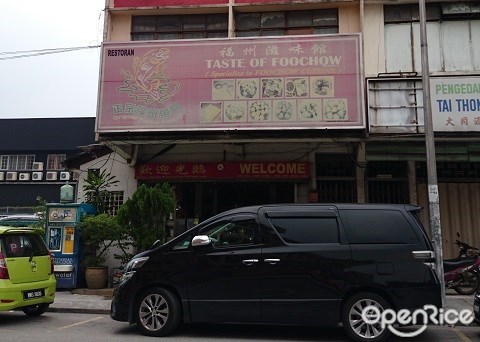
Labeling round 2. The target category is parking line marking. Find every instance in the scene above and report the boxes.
[57,316,104,330]
[452,327,471,342]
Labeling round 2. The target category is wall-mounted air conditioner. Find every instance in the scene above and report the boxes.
[0,172,4,181]
[32,172,43,181]
[6,172,17,181]
[19,173,30,181]
[60,171,71,181]
[32,162,44,171]
[46,171,57,180]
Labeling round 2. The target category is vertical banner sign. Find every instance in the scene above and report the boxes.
[430,76,480,132]
[97,35,363,132]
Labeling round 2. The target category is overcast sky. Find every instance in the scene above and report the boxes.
[0,1,105,119]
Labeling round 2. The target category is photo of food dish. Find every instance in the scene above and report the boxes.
[285,78,308,98]
[200,102,222,123]
[310,76,334,97]
[261,78,283,98]
[224,101,247,122]
[298,100,322,120]
[212,79,235,100]
[248,101,270,121]
[323,98,348,121]
[236,79,259,99]
[272,100,296,121]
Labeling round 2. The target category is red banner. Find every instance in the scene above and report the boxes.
[136,161,310,180]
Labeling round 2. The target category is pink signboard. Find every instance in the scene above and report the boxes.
[114,0,227,7]
[97,35,363,132]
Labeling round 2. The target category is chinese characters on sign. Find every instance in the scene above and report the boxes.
[135,162,310,180]
[98,35,363,132]
[430,77,480,132]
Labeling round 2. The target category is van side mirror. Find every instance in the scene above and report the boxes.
[192,235,211,247]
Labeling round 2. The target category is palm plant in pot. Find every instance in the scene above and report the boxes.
[78,213,126,289]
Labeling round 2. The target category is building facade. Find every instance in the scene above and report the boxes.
[97,0,480,257]
[0,117,96,215]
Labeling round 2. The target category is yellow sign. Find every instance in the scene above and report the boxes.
[63,227,75,254]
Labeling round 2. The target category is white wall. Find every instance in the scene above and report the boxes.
[75,152,137,203]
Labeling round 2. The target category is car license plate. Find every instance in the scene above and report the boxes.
[23,289,45,300]
[475,304,479,313]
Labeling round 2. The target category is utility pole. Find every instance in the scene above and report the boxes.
[418,0,445,307]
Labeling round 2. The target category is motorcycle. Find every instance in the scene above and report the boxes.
[443,238,480,295]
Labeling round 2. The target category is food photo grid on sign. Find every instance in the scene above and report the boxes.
[200,75,347,124]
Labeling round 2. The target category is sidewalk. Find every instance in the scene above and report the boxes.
[48,288,475,318]
[48,288,114,315]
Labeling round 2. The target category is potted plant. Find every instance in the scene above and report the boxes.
[117,183,176,253]
[78,213,126,289]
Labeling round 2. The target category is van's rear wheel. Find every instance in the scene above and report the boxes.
[342,292,391,342]
[135,287,181,337]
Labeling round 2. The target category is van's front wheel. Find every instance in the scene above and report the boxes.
[342,292,391,342]
[135,287,181,337]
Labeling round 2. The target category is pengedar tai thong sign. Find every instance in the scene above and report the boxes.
[97,35,363,133]
[135,161,310,180]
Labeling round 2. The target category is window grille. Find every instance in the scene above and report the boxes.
[0,155,35,171]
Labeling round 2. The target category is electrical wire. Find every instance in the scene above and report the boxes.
[0,45,100,61]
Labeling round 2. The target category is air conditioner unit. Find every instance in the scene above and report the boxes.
[6,172,17,181]
[32,162,44,171]
[46,171,57,180]
[32,172,43,181]
[0,172,4,181]
[19,173,30,181]
[60,171,71,181]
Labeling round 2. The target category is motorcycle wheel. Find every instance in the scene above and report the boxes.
[453,271,479,295]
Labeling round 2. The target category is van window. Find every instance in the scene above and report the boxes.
[200,218,258,247]
[268,217,339,244]
[341,209,420,244]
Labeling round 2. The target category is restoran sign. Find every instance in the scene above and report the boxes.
[135,162,310,180]
[97,35,363,132]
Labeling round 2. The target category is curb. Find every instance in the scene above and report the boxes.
[48,307,110,315]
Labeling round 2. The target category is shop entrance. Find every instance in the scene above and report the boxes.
[214,182,294,214]
[173,182,295,233]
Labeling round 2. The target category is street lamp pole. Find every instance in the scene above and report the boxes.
[418,0,445,307]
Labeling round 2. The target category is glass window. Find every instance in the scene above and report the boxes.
[47,154,66,170]
[261,12,285,28]
[235,9,338,37]
[183,15,206,30]
[313,9,338,26]
[132,16,156,32]
[157,16,181,31]
[0,155,35,171]
[384,3,444,23]
[268,217,339,244]
[288,11,312,27]
[132,14,228,41]
[235,13,260,30]
[172,234,193,250]
[207,14,228,30]
[341,209,420,244]
[101,191,124,216]
[1,234,48,258]
[200,218,258,247]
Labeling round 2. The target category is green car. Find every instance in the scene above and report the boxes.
[0,226,56,315]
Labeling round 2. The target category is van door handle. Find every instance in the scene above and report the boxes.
[264,258,280,265]
[242,259,259,265]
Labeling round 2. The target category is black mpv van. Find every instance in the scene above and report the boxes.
[110,204,441,341]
